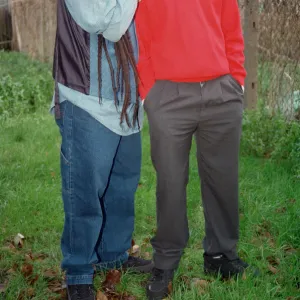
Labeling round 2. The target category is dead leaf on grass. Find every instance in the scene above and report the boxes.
[25,253,34,261]
[143,237,151,243]
[21,264,33,278]
[267,256,280,266]
[251,237,263,246]
[288,199,296,204]
[268,238,276,248]
[255,221,276,247]
[17,288,36,300]
[56,288,67,299]
[191,278,210,288]
[191,278,210,294]
[99,270,137,299]
[25,252,48,262]
[33,253,48,261]
[264,231,272,239]
[276,207,287,213]
[1,242,17,252]
[256,220,271,235]
[180,275,190,285]
[43,268,60,279]
[27,275,39,286]
[48,279,65,293]
[253,233,275,248]
[283,246,298,256]
[123,295,137,300]
[7,263,18,275]
[17,292,25,300]
[102,270,121,292]
[25,287,35,298]
[268,265,279,274]
[168,281,173,294]
[96,290,108,300]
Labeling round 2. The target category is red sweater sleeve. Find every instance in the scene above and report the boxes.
[221,0,246,86]
[135,2,155,100]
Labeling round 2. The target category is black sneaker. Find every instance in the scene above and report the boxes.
[122,255,154,273]
[67,284,95,300]
[146,268,175,300]
[204,253,249,278]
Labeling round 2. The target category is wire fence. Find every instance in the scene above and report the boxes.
[259,0,300,120]
[0,0,300,119]
[239,0,300,119]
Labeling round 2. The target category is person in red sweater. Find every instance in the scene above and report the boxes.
[135,1,251,299]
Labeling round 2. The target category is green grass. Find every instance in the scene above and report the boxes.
[0,110,299,300]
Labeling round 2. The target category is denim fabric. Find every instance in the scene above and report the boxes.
[56,101,141,285]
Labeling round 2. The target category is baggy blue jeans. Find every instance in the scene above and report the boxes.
[55,101,141,285]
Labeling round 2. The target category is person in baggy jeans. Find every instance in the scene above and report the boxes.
[135,0,257,299]
[51,1,152,299]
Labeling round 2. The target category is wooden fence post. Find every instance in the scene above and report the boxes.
[244,0,259,109]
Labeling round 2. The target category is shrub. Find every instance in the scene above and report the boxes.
[241,102,300,177]
[0,51,53,120]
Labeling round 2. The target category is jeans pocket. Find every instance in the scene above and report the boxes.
[60,148,70,166]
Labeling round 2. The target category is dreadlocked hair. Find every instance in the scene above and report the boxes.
[98,32,140,128]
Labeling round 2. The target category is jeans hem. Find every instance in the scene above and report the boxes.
[66,274,94,285]
[95,252,129,271]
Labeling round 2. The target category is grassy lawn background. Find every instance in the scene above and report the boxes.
[0,109,299,299]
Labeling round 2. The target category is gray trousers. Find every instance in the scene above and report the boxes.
[144,75,244,270]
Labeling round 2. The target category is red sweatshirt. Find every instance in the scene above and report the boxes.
[135,0,246,99]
